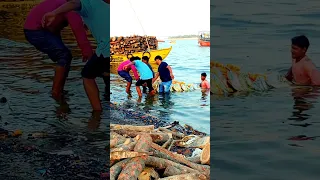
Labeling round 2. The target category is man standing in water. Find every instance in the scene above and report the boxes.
[43,0,110,111]
[124,57,155,97]
[142,56,155,93]
[153,55,174,93]
[117,59,139,94]
[24,0,94,100]
[285,35,320,86]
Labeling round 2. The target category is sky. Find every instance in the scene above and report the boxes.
[110,0,210,37]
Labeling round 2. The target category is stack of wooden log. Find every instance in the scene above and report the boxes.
[110,35,158,55]
[110,123,210,180]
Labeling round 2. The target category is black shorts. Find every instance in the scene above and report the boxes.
[81,53,109,79]
[136,79,153,91]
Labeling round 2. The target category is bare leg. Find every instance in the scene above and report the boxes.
[149,90,156,96]
[52,66,67,100]
[126,82,131,94]
[136,86,142,97]
[61,65,71,94]
[83,78,102,111]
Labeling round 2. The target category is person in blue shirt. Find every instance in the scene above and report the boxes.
[42,0,109,111]
[152,55,174,93]
[125,56,155,97]
[142,56,155,93]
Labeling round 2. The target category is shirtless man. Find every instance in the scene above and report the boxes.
[200,72,210,89]
[285,35,320,86]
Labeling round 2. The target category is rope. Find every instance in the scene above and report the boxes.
[127,0,150,52]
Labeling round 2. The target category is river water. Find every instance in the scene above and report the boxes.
[212,0,320,179]
[0,1,107,179]
[110,39,210,134]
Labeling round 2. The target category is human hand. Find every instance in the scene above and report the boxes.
[42,12,56,27]
[170,74,174,79]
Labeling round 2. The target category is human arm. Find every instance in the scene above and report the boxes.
[305,62,320,86]
[65,12,93,62]
[285,67,293,82]
[131,65,140,80]
[167,65,174,79]
[123,61,135,70]
[42,0,82,27]
[152,72,159,83]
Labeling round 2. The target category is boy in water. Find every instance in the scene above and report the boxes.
[153,55,174,93]
[43,0,110,111]
[124,57,155,97]
[285,35,320,86]
[200,72,210,89]
[142,56,155,93]
[117,59,139,94]
[24,0,93,100]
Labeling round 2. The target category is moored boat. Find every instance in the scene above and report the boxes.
[198,31,210,47]
[110,46,173,65]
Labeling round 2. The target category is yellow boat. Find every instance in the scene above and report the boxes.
[110,46,173,65]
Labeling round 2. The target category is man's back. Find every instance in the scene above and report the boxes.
[135,60,153,80]
[77,0,110,58]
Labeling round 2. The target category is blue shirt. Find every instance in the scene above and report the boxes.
[146,63,155,78]
[158,62,172,82]
[134,60,153,80]
[78,0,109,58]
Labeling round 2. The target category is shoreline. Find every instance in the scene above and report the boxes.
[167,37,198,40]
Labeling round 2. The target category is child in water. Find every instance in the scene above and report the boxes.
[142,56,155,93]
[285,35,320,86]
[200,72,210,89]
[43,0,110,111]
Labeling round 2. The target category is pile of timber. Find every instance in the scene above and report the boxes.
[110,35,158,55]
[110,123,210,180]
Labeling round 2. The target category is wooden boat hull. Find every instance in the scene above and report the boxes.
[111,46,172,65]
[198,40,210,47]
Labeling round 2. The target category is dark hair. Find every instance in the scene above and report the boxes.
[201,72,207,77]
[154,55,163,61]
[142,56,149,62]
[291,35,310,49]
[130,56,140,61]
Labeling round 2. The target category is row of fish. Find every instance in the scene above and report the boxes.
[210,61,289,95]
[152,79,197,93]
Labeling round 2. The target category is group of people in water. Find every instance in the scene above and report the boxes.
[24,0,109,111]
[117,55,211,97]
[117,55,176,96]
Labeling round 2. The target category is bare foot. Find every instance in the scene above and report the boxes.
[126,89,132,94]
